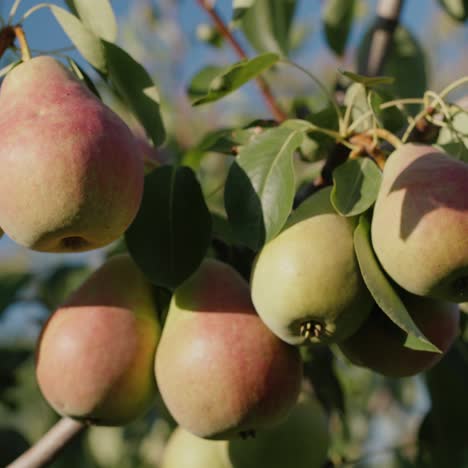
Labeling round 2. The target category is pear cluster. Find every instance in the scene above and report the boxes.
[251,143,466,378]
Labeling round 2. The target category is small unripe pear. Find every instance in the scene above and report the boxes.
[36,254,161,425]
[227,397,330,468]
[251,187,373,345]
[371,144,468,302]
[0,56,144,252]
[155,259,303,440]
[162,427,230,468]
[339,294,460,377]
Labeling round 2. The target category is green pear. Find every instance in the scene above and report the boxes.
[371,144,468,302]
[36,254,161,425]
[227,397,330,468]
[251,187,373,345]
[155,259,303,440]
[0,56,144,252]
[339,294,460,377]
[162,427,231,468]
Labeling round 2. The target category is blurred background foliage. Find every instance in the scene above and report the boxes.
[0,1,467,467]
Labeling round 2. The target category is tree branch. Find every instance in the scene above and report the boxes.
[7,418,87,468]
[196,0,287,123]
[360,0,405,76]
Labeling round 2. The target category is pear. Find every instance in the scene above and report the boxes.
[227,397,330,468]
[371,144,468,302]
[162,427,231,468]
[36,254,161,425]
[155,259,303,440]
[251,187,373,345]
[339,294,460,377]
[0,56,144,252]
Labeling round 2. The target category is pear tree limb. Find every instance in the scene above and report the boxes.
[7,418,87,468]
[360,0,405,76]
[196,0,288,123]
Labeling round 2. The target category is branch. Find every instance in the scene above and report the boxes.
[196,0,287,123]
[0,26,16,61]
[7,418,87,468]
[360,0,405,76]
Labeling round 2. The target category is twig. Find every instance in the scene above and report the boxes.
[360,0,405,76]
[196,0,287,123]
[7,418,87,468]
[0,26,16,61]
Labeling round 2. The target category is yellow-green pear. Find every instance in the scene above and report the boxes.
[36,254,161,425]
[0,56,144,252]
[162,427,231,468]
[227,397,330,468]
[371,144,468,302]
[251,187,373,345]
[155,259,303,440]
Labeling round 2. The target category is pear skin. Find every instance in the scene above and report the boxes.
[0,56,144,252]
[339,294,460,377]
[162,427,230,468]
[155,259,303,440]
[227,397,330,468]
[36,254,161,425]
[251,187,373,345]
[371,144,468,302]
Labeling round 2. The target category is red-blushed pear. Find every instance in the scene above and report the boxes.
[371,144,468,302]
[36,254,161,425]
[161,427,231,468]
[227,396,330,468]
[251,187,373,345]
[338,294,460,377]
[155,259,303,440]
[0,56,144,252]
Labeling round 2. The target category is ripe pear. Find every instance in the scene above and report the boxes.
[339,294,460,377]
[227,397,330,468]
[36,254,161,425]
[162,427,231,468]
[155,259,303,440]
[371,144,468,302]
[0,56,144,252]
[251,187,373,345]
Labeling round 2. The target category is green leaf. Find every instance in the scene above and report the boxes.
[437,106,468,162]
[353,215,440,353]
[50,5,106,72]
[232,0,256,21]
[67,57,101,98]
[341,70,395,88]
[224,124,304,249]
[344,82,372,132]
[323,0,356,56]
[192,53,280,106]
[67,0,117,42]
[331,158,382,217]
[438,0,468,21]
[103,41,166,147]
[187,65,225,101]
[240,0,297,55]
[357,26,427,106]
[125,166,212,290]
[0,272,31,316]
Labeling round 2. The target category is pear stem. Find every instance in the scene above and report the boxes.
[6,418,87,468]
[13,25,31,61]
